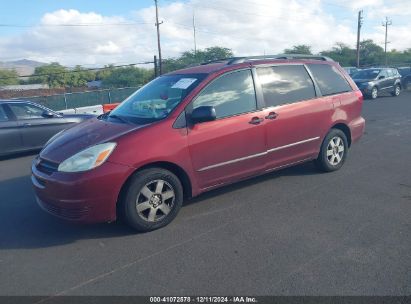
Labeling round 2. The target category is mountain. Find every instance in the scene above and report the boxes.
[0,59,47,76]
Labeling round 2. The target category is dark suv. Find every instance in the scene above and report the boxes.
[32,55,365,232]
[351,68,402,99]
[398,67,411,90]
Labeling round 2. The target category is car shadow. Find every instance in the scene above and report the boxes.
[184,161,320,206]
[0,161,319,250]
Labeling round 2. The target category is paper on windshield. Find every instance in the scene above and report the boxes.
[171,78,197,89]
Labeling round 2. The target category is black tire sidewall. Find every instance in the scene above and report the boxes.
[316,129,348,172]
[122,168,183,232]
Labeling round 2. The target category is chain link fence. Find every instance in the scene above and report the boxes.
[13,87,139,111]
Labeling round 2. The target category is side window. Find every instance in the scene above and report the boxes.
[386,69,394,77]
[307,64,352,96]
[0,105,9,122]
[8,103,45,120]
[256,65,316,107]
[379,70,388,78]
[193,69,256,119]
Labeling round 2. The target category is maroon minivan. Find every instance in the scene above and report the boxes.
[32,55,365,232]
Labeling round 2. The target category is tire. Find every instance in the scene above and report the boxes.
[120,168,183,232]
[391,84,401,97]
[315,129,348,172]
[370,86,378,99]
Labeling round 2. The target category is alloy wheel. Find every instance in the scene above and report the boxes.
[326,136,345,166]
[135,179,175,222]
[371,87,378,99]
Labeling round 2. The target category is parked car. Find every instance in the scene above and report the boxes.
[32,55,365,232]
[343,66,359,76]
[397,67,411,90]
[0,100,94,156]
[351,67,402,99]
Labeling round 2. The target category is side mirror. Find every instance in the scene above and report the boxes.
[191,106,216,124]
[42,111,55,118]
[378,75,385,80]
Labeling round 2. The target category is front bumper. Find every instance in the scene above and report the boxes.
[31,158,133,224]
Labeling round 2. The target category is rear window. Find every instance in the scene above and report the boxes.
[307,64,352,96]
[256,65,316,107]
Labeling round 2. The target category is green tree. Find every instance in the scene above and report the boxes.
[283,45,312,55]
[102,66,153,88]
[96,64,115,80]
[29,62,67,88]
[0,69,19,86]
[359,40,384,66]
[66,65,95,87]
[163,46,234,73]
[321,42,357,66]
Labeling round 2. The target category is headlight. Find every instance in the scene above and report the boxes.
[58,142,117,172]
[45,130,64,147]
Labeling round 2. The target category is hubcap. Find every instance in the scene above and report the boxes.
[135,179,175,222]
[395,86,400,95]
[326,136,344,166]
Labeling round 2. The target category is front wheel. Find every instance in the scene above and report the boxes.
[370,86,378,99]
[120,168,183,232]
[315,129,348,172]
[391,84,401,97]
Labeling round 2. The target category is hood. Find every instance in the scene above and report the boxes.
[353,78,373,83]
[40,117,146,163]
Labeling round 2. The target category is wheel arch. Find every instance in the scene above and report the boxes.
[331,123,352,147]
[117,161,193,208]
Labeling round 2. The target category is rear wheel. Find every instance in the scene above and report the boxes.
[391,84,401,97]
[120,168,183,232]
[315,129,348,172]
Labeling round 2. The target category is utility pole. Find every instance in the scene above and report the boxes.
[356,10,363,68]
[154,55,158,77]
[154,0,163,75]
[382,17,392,66]
[193,9,197,55]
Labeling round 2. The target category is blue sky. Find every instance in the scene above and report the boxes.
[0,0,409,65]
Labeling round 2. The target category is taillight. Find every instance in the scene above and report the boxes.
[355,90,363,103]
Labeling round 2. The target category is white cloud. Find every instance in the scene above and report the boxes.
[0,1,409,67]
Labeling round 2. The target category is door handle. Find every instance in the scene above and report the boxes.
[22,123,32,127]
[249,117,264,125]
[265,112,278,120]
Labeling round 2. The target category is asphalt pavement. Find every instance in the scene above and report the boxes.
[0,91,410,296]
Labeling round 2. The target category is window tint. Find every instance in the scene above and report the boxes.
[256,65,316,107]
[193,69,256,119]
[0,105,8,122]
[8,103,45,120]
[307,64,352,96]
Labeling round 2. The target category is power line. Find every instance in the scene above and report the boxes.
[0,22,151,28]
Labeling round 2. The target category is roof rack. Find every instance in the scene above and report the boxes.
[227,54,334,65]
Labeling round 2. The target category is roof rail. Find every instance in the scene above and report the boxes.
[200,58,234,65]
[227,54,334,65]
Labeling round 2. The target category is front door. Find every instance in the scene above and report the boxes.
[0,104,23,155]
[187,69,266,189]
[7,102,68,149]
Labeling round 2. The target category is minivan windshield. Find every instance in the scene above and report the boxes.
[352,69,381,80]
[108,73,206,124]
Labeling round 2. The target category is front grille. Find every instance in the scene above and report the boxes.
[37,158,59,175]
[39,199,90,220]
